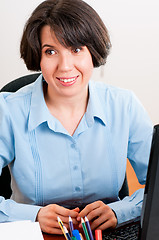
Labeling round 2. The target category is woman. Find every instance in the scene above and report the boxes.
[0,0,152,234]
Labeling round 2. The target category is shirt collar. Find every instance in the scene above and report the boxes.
[28,74,51,131]
[85,81,107,127]
[28,77,107,131]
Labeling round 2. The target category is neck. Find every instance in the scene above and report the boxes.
[44,83,89,115]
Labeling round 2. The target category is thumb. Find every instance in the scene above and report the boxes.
[73,207,80,213]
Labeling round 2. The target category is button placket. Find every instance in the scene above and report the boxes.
[69,139,83,200]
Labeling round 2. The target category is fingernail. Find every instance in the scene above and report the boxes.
[79,223,82,228]
[77,216,80,221]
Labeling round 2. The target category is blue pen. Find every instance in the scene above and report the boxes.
[85,216,94,240]
[69,216,74,236]
[72,229,81,240]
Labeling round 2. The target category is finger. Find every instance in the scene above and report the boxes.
[61,216,79,226]
[86,207,103,221]
[90,214,108,230]
[43,226,64,235]
[58,222,70,232]
[39,218,64,234]
[78,208,100,229]
[93,217,117,231]
[90,212,117,230]
[55,208,79,226]
[73,207,80,212]
[79,202,106,222]
[56,205,79,218]
[52,228,64,235]
[77,201,100,220]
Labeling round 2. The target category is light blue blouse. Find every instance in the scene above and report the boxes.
[0,74,153,224]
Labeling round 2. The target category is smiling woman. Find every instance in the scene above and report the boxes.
[0,0,153,236]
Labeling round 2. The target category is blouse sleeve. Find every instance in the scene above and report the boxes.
[0,94,41,222]
[0,93,15,168]
[108,91,153,224]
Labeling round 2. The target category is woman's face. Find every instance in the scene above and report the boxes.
[40,25,94,99]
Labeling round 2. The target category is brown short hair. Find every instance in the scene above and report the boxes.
[20,0,111,71]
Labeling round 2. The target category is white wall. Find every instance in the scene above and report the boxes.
[0,0,159,124]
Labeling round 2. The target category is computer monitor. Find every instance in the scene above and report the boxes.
[140,124,159,239]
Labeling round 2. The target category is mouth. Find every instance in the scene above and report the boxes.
[56,76,79,86]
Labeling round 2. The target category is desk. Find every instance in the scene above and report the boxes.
[43,233,65,240]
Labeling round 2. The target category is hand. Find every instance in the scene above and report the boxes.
[77,200,117,230]
[36,204,80,234]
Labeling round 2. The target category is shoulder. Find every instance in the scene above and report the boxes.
[0,82,33,104]
[89,80,136,105]
[0,81,35,122]
[0,74,42,109]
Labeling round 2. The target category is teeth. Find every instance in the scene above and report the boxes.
[59,77,76,83]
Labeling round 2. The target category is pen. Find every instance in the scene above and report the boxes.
[84,216,94,240]
[72,229,81,240]
[57,216,67,240]
[81,217,90,240]
[72,237,78,240]
[69,216,74,237]
[63,225,72,240]
[80,233,84,240]
[95,229,102,240]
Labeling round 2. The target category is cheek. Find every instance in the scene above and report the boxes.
[40,58,51,73]
[80,57,94,79]
[40,56,57,74]
[40,59,56,84]
[40,58,47,74]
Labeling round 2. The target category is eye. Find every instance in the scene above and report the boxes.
[72,47,82,53]
[45,49,56,55]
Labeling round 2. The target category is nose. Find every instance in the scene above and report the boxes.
[58,51,74,72]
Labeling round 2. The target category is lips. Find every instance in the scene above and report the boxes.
[56,76,79,86]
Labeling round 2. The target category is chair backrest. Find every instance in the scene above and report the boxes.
[119,175,129,199]
[0,73,129,199]
[0,73,40,93]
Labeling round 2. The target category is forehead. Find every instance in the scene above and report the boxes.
[40,25,59,46]
[40,19,88,49]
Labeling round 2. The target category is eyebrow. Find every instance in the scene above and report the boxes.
[41,44,54,49]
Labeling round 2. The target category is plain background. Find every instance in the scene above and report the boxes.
[0,0,159,124]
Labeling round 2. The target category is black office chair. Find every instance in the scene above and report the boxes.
[0,73,129,199]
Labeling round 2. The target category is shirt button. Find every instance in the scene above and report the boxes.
[71,143,75,148]
[75,186,81,192]
[73,165,78,170]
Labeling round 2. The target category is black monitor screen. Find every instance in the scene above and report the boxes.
[140,124,159,240]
